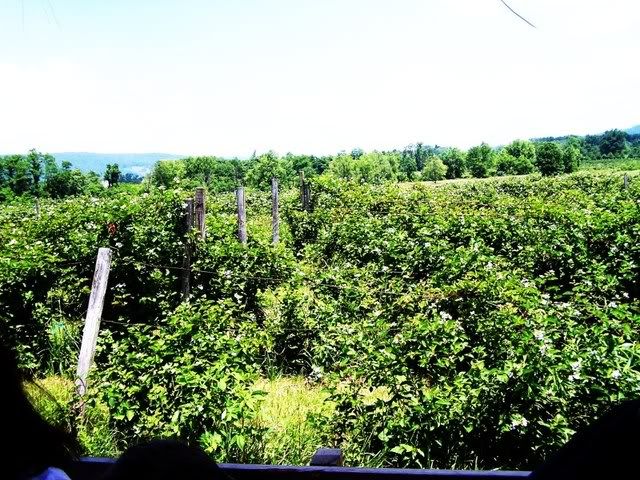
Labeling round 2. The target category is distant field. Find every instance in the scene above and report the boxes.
[579,157,640,171]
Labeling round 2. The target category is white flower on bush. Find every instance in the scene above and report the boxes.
[439,311,452,321]
[486,262,494,270]
[533,330,544,341]
[611,370,621,380]
[568,360,582,381]
[608,301,618,308]
[511,414,528,429]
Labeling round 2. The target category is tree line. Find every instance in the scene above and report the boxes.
[2,128,636,201]
[535,128,640,159]
[0,151,141,202]
[149,138,582,191]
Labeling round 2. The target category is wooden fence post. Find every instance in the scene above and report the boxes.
[299,171,311,211]
[195,187,206,240]
[304,181,311,211]
[181,199,194,302]
[76,247,112,396]
[271,177,279,244]
[236,186,247,244]
[35,198,41,217]
[623,173,629,189]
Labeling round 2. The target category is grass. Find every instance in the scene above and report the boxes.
[25,376,119,457]
[254,376,334,465]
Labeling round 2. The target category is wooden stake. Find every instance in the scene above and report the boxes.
[304,182,311,211]
[35,198,40,217]
[623,173,629,189]
[181,199,194,302]
[195,187,206,240]
[271,177,279,244]
[236,186,247,244]
[76,248,112,396]
[299,171,306,209]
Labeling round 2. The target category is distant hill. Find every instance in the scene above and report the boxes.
[625,125,640,135]
[52,152,183,175]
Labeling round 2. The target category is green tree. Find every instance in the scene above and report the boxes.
[150,160,186,188]
[466,143,495,178]
[246,152,290,189]
[599,129,627,157]
[104,164,121,187]
[505,139,536,163]
[44,162,89,198]
[25,149,56,195]
[495,140,536,176]
[1,154,32,195]
[422,157,448,181]
[328,151,399,184]
[535,142,565,176]
[399,151,418,181]
[440,148,467,179]
[562,144,581,173]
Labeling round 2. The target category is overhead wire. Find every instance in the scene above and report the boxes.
[499,0,536,28]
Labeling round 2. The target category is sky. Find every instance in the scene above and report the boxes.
[0,0,639,157]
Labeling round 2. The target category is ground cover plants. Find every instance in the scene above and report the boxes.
[1,169,638,470]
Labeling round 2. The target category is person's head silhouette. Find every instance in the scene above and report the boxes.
[531,399,640,479]
[102,439,228,480]
[0,342,77,479]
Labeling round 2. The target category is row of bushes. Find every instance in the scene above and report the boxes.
[1,170,639,469]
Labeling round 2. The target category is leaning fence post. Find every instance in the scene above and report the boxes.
[181,199,194,302]
[236,186,247,244]
[271,177,279,244]
[195,187,206,240]
[76,247,112,396]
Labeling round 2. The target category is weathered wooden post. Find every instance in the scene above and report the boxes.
[35,198,41,217]
[623,173,629,189]
[271,177,279,244]
[304,181,311,211]
[236,186,247,244]
[195,187,206,240]
[181,199,194,302]
[299,171,311,211]
[76,247,112,396]
[299,170,306,209]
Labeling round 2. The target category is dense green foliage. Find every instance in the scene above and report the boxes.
[536,128,640,160]
[1,169,639,469]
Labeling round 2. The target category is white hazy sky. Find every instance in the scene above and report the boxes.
[0,0,638,157]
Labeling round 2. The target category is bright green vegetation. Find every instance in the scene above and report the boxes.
[253,377,333,465]
[24,376,118,457]
[1,170,639,470]
[3,128,639,205]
